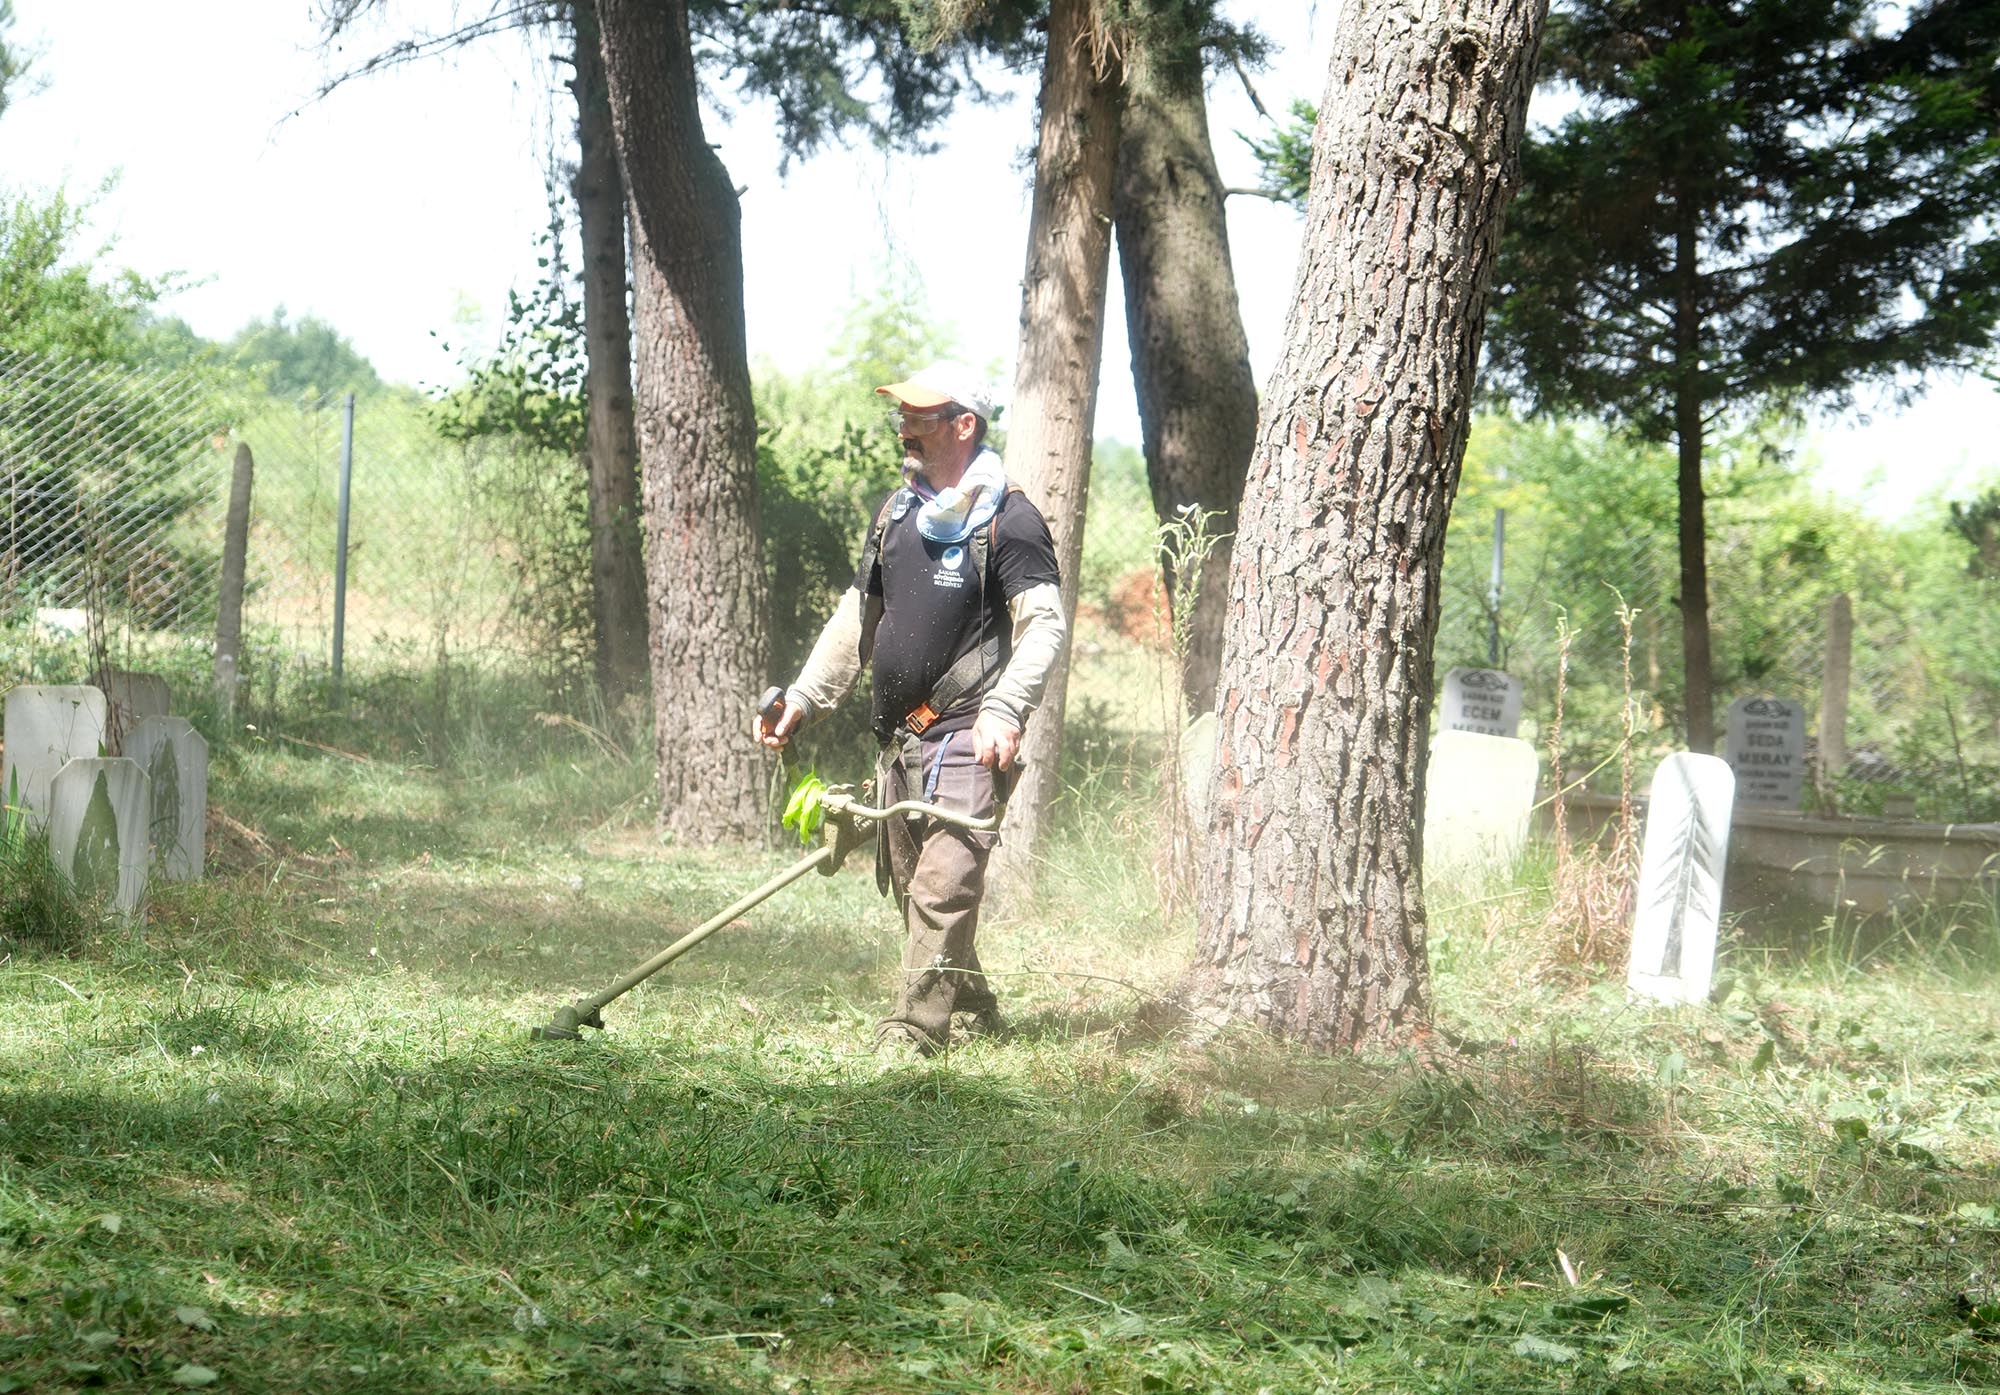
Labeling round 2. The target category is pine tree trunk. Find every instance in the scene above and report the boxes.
[1113,30,1256,718]
[992,0,1123,894]
[597,0,769,844]
[1188,0,1547,1052]
[1672,212,1715,753]
[572,2,648,709]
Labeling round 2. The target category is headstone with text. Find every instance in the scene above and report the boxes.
[1628,753,1735,1005]
[121,716,208,881]
[1440,667,1524,738]
[3,685,109,829]
[1724,696,1806,810]
[48,757,151,919]
[1423,731,1539,884]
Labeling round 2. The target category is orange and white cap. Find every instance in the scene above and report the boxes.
[875,362,998,423]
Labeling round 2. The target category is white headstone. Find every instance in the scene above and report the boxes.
[121,717,207,881]
[1628,753,1735,1005]
[1180,711,1217,828]
[3,685,109,830]
[1724,696,1806,810]
[1440,667,1524,738]
[48,757,151,919]
[32,607,89,637]
[1423,731,1540,884]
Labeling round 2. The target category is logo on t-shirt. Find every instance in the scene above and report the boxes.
[933,544,967,588]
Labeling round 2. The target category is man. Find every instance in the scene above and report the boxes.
[755,362,1067,1056]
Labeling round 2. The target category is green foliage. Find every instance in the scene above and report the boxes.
[1240,97,1316,208]
[0,185,171,361]
[0,0,31,124]
[1488,0,2000,441]
[426,236,595,701]
[1077,438,1153,612]
[1948,484,2000,578]
[1441,412,2000,819]
[225,307,383,400]
[432,231,584,458]
[0,819,88,952]
[692,0,1040,166]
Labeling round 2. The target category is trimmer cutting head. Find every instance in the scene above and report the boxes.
[529,1001,604,1043]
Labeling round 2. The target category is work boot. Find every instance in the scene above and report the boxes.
[953,1003,1004,1041]
[872,1025,935,1063]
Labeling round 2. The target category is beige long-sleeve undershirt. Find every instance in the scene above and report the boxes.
[786,580,1067,733]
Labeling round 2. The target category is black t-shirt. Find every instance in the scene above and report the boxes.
[858,485,1061,743]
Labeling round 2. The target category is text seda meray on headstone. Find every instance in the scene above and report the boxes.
[121,716,208,882]
[1723,696,1806,810]
[3,685,109,829]
[48,757,151,919]
[1628,753,1736,1006]
[1440,668,1524,738]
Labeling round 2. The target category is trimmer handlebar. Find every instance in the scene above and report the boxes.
[818,786,1001,834]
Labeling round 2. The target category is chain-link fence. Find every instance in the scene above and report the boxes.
[0,347,230,631]
[234,391,585,687]
[6,345,1989,820]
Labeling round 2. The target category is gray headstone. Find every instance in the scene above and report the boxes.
[100,669,172,752]
[1628,753,1735,1005]
[48,757,151,919]
[1423,731,1539,885]
[1724,696,1806,810]
[1440,667,1524,738]
[121,716,207,882]
[1180,711,1217,828]
[3,685,109,830]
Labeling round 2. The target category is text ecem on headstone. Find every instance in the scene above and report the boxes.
[1723,696,1806,810]
[1440,667,1523,739]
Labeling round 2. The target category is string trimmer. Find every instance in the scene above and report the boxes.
[528,784,1000,1041]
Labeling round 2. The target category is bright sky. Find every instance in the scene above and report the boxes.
[7,1,1994,520]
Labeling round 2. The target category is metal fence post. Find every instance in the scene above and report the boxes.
[332,391,355,698]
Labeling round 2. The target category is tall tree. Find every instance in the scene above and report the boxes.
[1188,0,1547,1051]
[570,1,647,706]
[992,0,1125,892]
[595,0,769,842]
[1485,0,2000,751]
[1113,0,1258,715]
[0,0,28,122]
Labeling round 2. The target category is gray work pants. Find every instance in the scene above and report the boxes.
[874,728,1001,1048]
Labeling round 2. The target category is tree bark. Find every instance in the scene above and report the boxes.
[1188,0,1547,1052]
[1672,208,1715,753]
[597,0,769,843]
[992,0,1123,894]
[1113,24,1256,718]
[572,2,649,709]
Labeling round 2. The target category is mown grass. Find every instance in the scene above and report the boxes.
[3,661,1999,1393]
